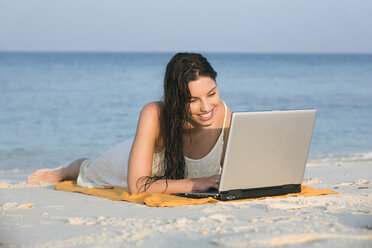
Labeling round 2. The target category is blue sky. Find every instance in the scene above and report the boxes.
[0,0,371,53]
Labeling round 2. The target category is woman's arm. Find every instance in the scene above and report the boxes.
[135,174,220,194]
[127,102,220,194]
[127,102,160,193]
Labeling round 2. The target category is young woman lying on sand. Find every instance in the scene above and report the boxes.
[28,53,232,194]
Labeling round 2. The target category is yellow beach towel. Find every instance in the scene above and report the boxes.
[55,181,339,207]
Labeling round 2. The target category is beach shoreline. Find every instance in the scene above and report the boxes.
[1,159,371,248]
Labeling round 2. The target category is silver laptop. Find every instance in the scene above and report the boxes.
[176,109,317,200]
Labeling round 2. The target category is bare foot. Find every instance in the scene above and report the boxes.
[28,167,64,184]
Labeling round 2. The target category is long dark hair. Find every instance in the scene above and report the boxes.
[139,53,217,192]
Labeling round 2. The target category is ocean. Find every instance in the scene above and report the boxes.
[0,52,371,173]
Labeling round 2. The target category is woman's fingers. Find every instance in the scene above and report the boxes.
[191,174,221,191]
[212,174,221,183]
[209,174,220,189]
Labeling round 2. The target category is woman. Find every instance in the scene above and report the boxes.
[28,53,232,194]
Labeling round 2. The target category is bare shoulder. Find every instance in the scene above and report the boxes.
[140,101,164,119]
[135,101,164,148]
[221,101,232,165]
[138,101,164,128]
[222,101,232,129]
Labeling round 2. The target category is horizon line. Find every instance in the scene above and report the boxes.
[1,50,371,56]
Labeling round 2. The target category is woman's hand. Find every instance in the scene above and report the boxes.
[191,174,221,192]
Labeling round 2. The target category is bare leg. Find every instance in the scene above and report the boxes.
[28,158,88,184]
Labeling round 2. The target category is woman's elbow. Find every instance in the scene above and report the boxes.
[127,179,145,194]
[127,181,138,194]
[127,185,135,194]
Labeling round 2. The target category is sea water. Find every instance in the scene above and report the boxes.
[0,52,371,173]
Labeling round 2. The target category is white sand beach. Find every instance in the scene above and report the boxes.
[1,156,371,248]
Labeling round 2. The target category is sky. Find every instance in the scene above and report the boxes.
[0,0,371,54]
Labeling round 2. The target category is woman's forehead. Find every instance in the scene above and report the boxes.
[188,77,217,96]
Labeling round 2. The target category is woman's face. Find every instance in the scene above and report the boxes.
[188,76,221,127]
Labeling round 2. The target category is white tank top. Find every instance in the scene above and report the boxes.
[151,101,228,178]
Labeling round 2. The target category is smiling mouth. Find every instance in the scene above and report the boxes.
[198,110,213,121]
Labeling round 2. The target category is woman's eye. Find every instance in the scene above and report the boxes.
[208,92,216,97]
[189,98,197,103]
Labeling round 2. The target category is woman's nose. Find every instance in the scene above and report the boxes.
[200,100,212,112]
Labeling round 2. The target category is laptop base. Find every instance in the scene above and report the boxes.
[219,184,301,201]
[175,184,301,201]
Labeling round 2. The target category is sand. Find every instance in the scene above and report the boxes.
[1,157,371,248]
